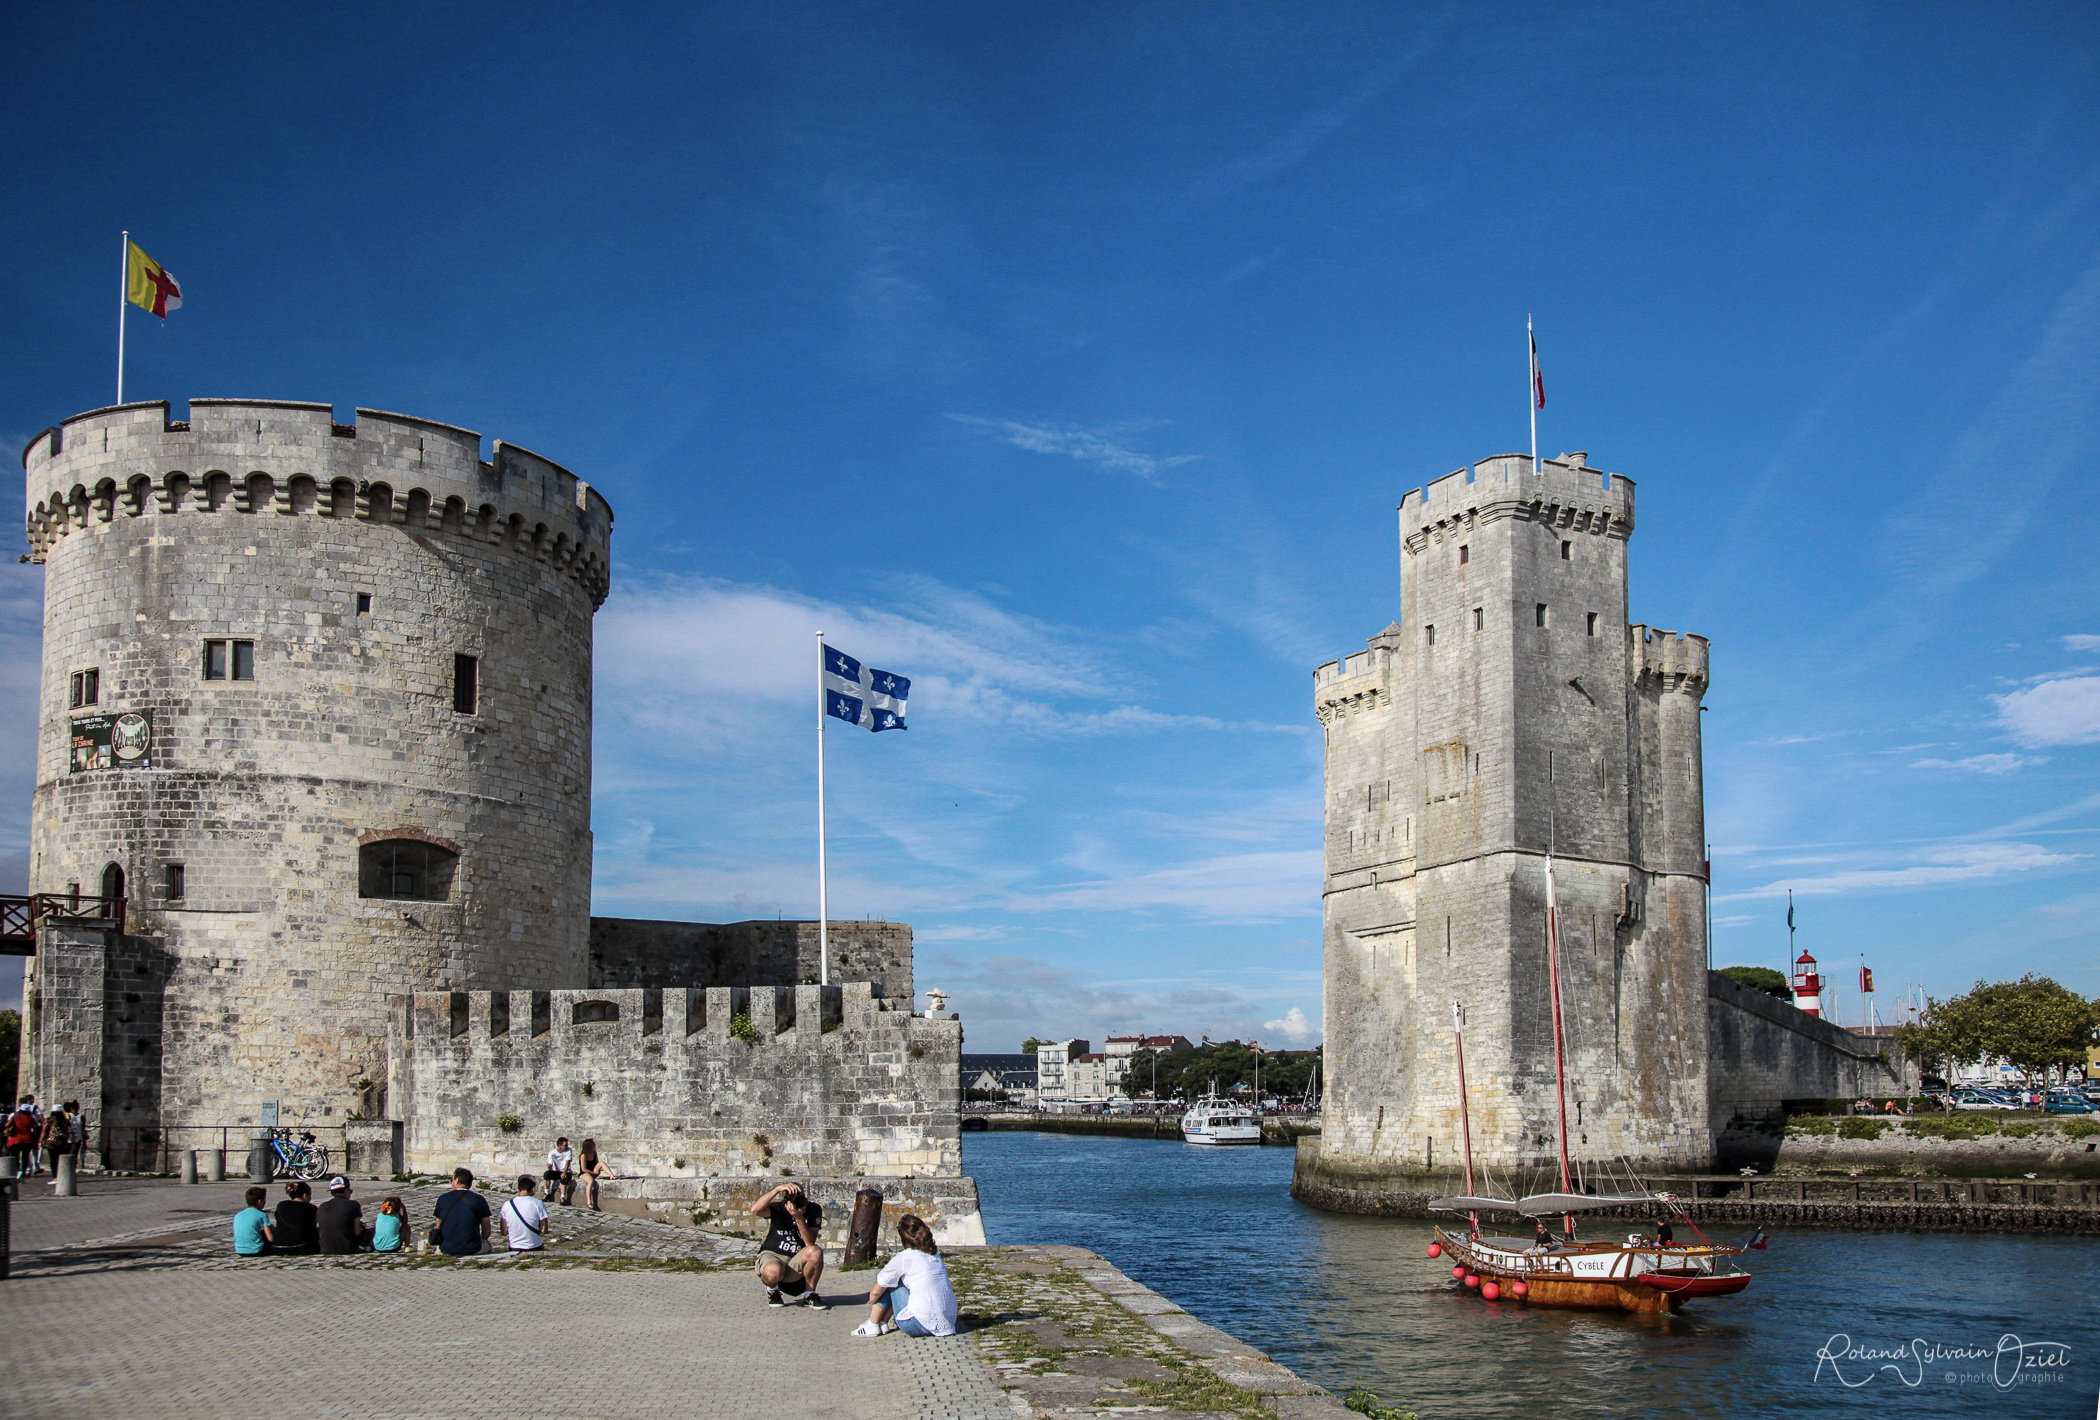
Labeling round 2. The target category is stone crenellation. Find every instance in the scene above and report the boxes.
[23,400,611,607]
[389,981,961,1180]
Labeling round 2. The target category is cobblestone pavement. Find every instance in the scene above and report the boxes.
[2,1181,1342,1419]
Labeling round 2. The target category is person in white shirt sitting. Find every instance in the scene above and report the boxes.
[852,1215,959,1338]
[543,1138,576,1206]
[500,1175,550,1252]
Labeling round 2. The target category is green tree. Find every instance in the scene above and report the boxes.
[1897,975,2100,1081]
[1123,1042,1321,1100]
[1718,965,1790,999]
[1019,1038,1043,1055]
[0,1008,16,1102]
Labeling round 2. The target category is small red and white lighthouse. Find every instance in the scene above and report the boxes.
[1791,950,1823,1018]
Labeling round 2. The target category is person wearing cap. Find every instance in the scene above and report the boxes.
[317,1176,370,1254]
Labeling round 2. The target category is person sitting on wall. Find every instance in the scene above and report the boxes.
[1883,1098,1905,1115]
[851,1214,958,1338]
[234,1186,272,1256]
[544,1137,577,1206]
[432,1167,493,1256]
[316,1176,369,1254]
[751,1181,826,1309]
[576,1139,614,1211]
[270,1180,320,1255]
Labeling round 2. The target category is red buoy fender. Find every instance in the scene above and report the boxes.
[1427,1243,1442,1258]
[1512,1281,1529,1298]
[1465,1274,1481,1289]
[1451,1265,1465,1279]
[1481,1282,1500,1300]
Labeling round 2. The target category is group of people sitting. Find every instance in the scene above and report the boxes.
[233,1168,555,1256]
[229,1166,962,1338]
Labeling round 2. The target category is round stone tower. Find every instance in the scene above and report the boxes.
[21,398,612,1138]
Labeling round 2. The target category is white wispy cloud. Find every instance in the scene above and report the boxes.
[1716,841,2083,902]
[1909,753,2048,774]
[1995,675,2100,746]
[947,414,1204,481]
[2061,634,2100,651]
[1020,849,1322,922]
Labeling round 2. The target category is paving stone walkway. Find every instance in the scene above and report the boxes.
[1,1180,1343,1419]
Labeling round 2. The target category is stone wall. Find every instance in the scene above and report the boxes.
[22,399,610,1135]
[593,1174,985,1247]
[20,920,169,1162]
[388,982,960,1180]
[589,918,912,1000]
[1707,969,1914,1129]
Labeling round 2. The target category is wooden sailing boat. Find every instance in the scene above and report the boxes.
[1426,853,1756,1314]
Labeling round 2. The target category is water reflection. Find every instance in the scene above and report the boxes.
[964,1131,2099,1418]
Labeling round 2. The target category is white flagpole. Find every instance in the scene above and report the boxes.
[1528,313,1538,476]
[816,631,830,987]
[118,230,129,405]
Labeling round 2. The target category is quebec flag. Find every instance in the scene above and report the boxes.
[823,645,909,732]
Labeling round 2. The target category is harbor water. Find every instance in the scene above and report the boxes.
[964,1130,2100,1419]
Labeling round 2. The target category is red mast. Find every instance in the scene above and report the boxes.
[1452,1000,1478,1236]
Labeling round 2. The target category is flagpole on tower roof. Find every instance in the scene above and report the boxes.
[118,230,129,406]
[816,631,830,987]
[1528,314,1541,476]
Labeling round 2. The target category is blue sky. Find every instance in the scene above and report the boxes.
[4,3,2097,1048]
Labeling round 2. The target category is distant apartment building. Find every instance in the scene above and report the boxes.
[1035,1039,1090,1101]
[961,1053,1039,1106]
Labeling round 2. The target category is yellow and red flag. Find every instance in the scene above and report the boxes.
[126,240,182,318]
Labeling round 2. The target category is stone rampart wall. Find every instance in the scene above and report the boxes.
[389,982,960,1180]
[588,918,912,999]
[1706,970,1912,1132]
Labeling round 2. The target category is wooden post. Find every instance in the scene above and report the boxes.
[844,1186,883,1267]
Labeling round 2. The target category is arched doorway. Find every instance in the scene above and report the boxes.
[100,862,124,917]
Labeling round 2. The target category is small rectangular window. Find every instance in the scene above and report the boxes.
[1536,604,1549,628]
[355,593,372,615]
[1458,545,1469,565]
[204,640,227,680]
[1561,540,1571,560]
[453,654,479,715]
[1587,612,1598,637]
[1425,624,1436,647]
[1472,608,1483,631]
[232,640,254,680]
[69,668,100,708]
[166,864,185,900]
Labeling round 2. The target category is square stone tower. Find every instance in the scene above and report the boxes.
[1296,452,1711,1209]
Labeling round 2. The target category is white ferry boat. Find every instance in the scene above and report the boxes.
[1180,1095,1263,1145]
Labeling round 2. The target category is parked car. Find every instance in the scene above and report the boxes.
[1949,1089,2018,1111]
[2043,1092,2096,1114]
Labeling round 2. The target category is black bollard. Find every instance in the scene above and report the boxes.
[844,1186,884,1266]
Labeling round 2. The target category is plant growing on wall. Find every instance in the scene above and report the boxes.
[730,1012,757,1044]
[497,1113,523,1133]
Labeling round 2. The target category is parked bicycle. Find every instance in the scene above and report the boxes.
[269,1126,331,1181]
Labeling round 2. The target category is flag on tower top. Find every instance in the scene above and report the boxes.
[822,645,909,731]
[1530,324,1544,410]
[1860,964,1874,993]
[126,240,182,318]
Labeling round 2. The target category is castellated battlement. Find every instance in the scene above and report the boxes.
[1630,624,1710,689]
[22,399,611,607]
[1400,452,1634,555]
[388,981,962,1180]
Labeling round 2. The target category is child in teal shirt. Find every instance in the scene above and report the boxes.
[371,1195,407,1253]
[233,1186,270,1255]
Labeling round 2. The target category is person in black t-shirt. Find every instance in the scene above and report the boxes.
[749,1181,826,1308]
[316,1176,369,1253]
[269,1180,320,1254]
[433,1167,493,1255]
